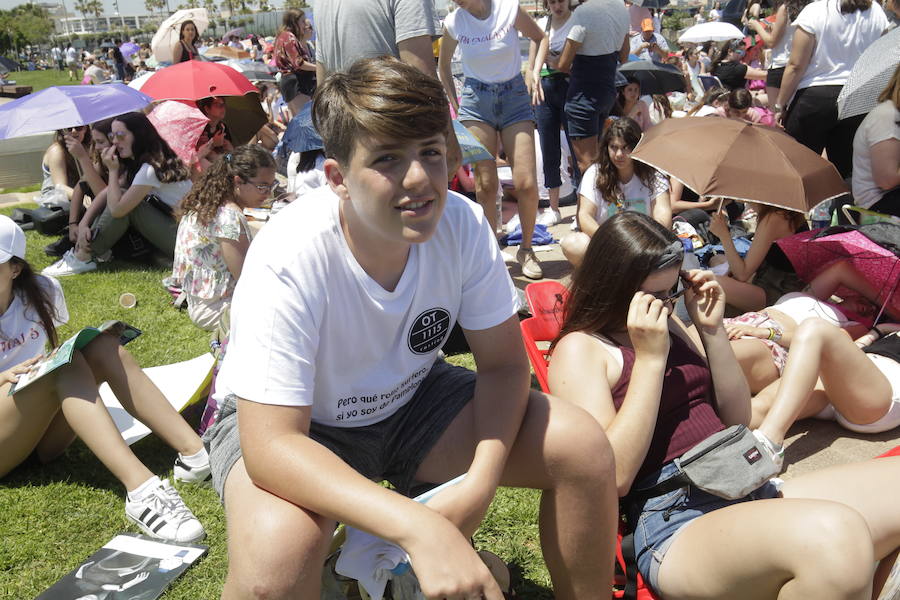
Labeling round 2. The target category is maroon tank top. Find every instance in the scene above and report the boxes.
[609,333,725,482]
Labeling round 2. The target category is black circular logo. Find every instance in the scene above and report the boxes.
[408,308,451,354]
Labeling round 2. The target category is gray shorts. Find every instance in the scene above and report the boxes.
[203,359,476,502]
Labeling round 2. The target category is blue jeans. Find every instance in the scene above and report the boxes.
[535,74,576,190]
[627,461,780,593]
[458,74,535,131]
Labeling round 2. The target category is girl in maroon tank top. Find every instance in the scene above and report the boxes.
[549,211,900,600]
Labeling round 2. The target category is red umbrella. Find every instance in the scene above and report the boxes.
[777,227,900,322]
[139,60,257,101]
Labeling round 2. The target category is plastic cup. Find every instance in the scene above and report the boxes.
[119,292,137,309]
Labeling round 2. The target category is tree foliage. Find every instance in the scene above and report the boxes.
[282,0,308,8]
[0,3,55,55]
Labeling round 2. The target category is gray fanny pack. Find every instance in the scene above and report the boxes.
[675,425,779,500]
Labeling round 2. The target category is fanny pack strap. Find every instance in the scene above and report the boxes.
[625,469,691,505]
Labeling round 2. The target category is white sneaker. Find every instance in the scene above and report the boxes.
[125,479,205,543]
[173,455,211,487]
[42,249,97,276]
[537,208,561,227]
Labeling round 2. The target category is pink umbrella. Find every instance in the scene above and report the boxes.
[777,227,900,322]
[148,100,209,166]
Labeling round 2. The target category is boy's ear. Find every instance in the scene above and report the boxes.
[324,158,345,191]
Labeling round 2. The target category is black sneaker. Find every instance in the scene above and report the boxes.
[44,235,74,257]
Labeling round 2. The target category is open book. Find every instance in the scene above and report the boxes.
[36,533,207,599]
[10,320,141,395]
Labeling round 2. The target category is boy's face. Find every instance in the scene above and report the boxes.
[326,133,448,249]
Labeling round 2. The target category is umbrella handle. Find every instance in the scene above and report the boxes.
[716,197,724,214]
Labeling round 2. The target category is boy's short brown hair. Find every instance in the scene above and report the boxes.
[312,56,450,166]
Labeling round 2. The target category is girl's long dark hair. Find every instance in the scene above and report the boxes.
[594,118,656,207]
[11,259,59,348]
[90,117,114,183]
[113,112,190,186]
[178,144,275,226]
[551,212,678,350]
[52,128,90,188]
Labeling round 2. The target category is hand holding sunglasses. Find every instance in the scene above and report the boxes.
[680,269,727,331]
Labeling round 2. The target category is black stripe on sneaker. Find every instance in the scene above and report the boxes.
[174,457,190,470]
[140,508,153,523]
[151,519,167,534]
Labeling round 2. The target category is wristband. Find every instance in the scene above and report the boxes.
[69,221,79,225]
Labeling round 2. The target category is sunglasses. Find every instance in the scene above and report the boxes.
[243,179,276,193]
[649,272,691,308]
[64,125,87,133]
[109,130,129,140]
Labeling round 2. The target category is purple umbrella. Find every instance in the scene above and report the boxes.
[0,84,153,139]
[120,41,140,59]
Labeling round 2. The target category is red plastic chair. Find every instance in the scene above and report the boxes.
[877,445,900,459]
[520,282,569,393]
[520,316,555,393]
[524,280,568,331]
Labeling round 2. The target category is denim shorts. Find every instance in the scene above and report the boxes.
[565,53,618,139]
[203,359,475,502]
[458,73,535,131]
[627,461,781,593]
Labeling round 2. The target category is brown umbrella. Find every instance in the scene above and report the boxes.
[204,46,251,60]
[630,116,848,212]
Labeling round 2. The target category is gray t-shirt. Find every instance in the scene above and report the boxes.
[567,0,629,56]
[312,0,438,73]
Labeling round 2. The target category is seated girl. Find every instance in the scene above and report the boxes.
[549,211,900,600]
[43,112,193,277]
[726,260,898,394]
[0,216,208,543]
[41,126,91,206]
[753,320,900,453]
[612,76,652,131]
[561,118,672,267]
[708,202,808,312]
[172,146,276,331]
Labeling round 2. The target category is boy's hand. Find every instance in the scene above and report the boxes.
[404,515,503,600]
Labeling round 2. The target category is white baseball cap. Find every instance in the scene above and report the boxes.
[0,215,26,264]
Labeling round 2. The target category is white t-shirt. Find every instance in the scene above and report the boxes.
[852,100,900,209]
[445,0,521,83]
[132,163,193,208]
[578,164,669,224]
[85,64,109,84]
[65,47,77,63]
[216,187,519,427]
[567,0,630,56]
[769,14,795,68]
[793,0,888,89]
[0,276,68,373]
[536,15,576,56]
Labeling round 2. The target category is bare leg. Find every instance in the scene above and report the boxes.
[416,390,618,600]
[657,497,874,600]
[750,377,830,429]
[0,351,153,489]
[731,338,780,394]
[501,121,540,253]
[79,333,203,457]
[221,458,335,599]
[462,120,501,235]
[561,232,590,268]
[570,136,597,176]
[548,186,560,213]
[716,274,768,312]
[757,319,892,445]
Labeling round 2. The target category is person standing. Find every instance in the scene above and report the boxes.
[775,0,889,179]
[556,0,630,175]
[65,43,78,80]
[274,9,317,117]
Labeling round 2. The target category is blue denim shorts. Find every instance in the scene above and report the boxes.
[627,461,781,593]
[458,73,535,131]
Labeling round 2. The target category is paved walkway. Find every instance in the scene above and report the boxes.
[499,201,900,478]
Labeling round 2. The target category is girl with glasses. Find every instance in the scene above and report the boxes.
[43,112,192,277]
[549,210,900,600]
[172,145,276,331]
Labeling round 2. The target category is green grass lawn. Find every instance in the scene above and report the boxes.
[5,69,77,93]
[0,206,555,599]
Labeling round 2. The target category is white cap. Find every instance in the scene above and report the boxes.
[0,215,26,264]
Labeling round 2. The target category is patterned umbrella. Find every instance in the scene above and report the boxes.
[147,101,209,166]
[837,28,900,120]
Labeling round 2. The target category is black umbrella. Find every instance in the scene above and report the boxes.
[618,60,685,96]
[0,56,23,73]
[631,0,670,8]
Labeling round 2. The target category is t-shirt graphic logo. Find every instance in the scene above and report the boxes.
[408,308,451,354]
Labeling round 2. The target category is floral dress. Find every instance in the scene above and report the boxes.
[172,203,250,330]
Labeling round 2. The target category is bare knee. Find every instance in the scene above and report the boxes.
[561,233,588,268]
[793,504,873,593]
[793,318,839,347]
[543,394,615,486]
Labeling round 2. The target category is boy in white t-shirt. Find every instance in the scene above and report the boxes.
[203,56,618,599]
